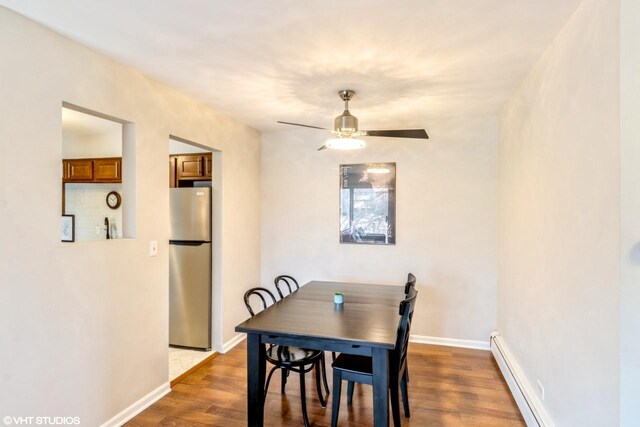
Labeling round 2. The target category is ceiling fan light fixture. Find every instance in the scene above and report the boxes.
[325,137,366,150]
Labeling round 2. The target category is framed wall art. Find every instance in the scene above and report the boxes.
[61,214,75,242]
[339,163,396,245]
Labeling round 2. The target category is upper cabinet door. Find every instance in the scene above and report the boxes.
[169,157,177,188]
[204,154,213,179]
[63,159,93,182]
[94,158,121,182]
[176,155,204,179]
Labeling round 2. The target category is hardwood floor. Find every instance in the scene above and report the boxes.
[127,342,524,426]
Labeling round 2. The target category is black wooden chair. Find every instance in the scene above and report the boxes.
[275,275,337,363]
[403,272,416,382]
[276,274,337,371]
[274,274,300,299]
[405,273,416,294]
[243,287,329,427]
[330,287,418,427]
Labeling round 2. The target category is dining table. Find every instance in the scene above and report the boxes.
[235,280,406,427]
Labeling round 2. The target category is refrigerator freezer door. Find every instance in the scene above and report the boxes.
[170,188,211,241]
[169,242,212,349]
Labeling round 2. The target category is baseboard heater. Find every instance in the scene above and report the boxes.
[490,331,552,427]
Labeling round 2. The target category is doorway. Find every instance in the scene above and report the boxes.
[168,136,219,383]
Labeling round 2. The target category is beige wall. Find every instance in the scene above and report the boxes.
[62,131,122,159]
[620,0,640,424]
[0,6,260,426]
[169,138,210,155]
[498,0,620,425]
[261,116,498,342]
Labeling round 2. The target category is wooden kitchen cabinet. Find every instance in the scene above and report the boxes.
[94,158,121,182]
[170,153,212,187]
[62,157,122,183]
[204,155,213,178]
[63,159,93,182]
[176,154,204,179]
[169,157,177,188]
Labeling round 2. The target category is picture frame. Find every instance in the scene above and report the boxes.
[61,214,75,242]
[339,162,396,245]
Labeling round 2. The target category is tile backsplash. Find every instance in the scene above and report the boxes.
[65,183,123,241]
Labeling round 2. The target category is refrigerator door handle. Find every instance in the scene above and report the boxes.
[169,240,210,246]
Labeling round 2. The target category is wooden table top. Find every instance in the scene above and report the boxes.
[235,281,405,349]
[293,281,405,305]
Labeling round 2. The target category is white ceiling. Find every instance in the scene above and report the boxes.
[2,0,582,133]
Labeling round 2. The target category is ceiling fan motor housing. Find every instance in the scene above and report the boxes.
[335,110,358,133]
[334,89,358,133]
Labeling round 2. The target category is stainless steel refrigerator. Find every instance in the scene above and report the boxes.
[169,187,212,350]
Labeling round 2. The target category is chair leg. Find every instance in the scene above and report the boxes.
[299,369,310,427]
[281,368,288,394]
[346,381,355,405]
[320,353,331,395]
[264,365,279,395]
[331,370,342,427]
[400,371,410,418]
[332,351,337,361]
[390,374,401,427]
[315,360,327,407]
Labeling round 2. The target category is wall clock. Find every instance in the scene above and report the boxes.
[106,191,122,209]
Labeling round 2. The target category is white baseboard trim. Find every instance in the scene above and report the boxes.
[99,382,170,427]
[410,334,490,350]
[220,333,246,354]
[490,331,554,427]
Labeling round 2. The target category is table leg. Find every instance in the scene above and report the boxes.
[247,333,266,426]
[372,347,389,427]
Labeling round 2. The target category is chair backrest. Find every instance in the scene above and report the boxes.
[244,287,277,317]
[274,275,300,299]
[404,273,416,295]
[394,287,418,375]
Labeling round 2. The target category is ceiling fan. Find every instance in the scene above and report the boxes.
[277,90,429,151]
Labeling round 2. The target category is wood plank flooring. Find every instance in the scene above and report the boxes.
[127,342,524,426]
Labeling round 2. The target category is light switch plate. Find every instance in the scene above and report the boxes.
[149,241,158,257]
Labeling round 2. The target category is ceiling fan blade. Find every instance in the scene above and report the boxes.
[317,145,328,151]
[363,129,429,139]
[277,121,330,131]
